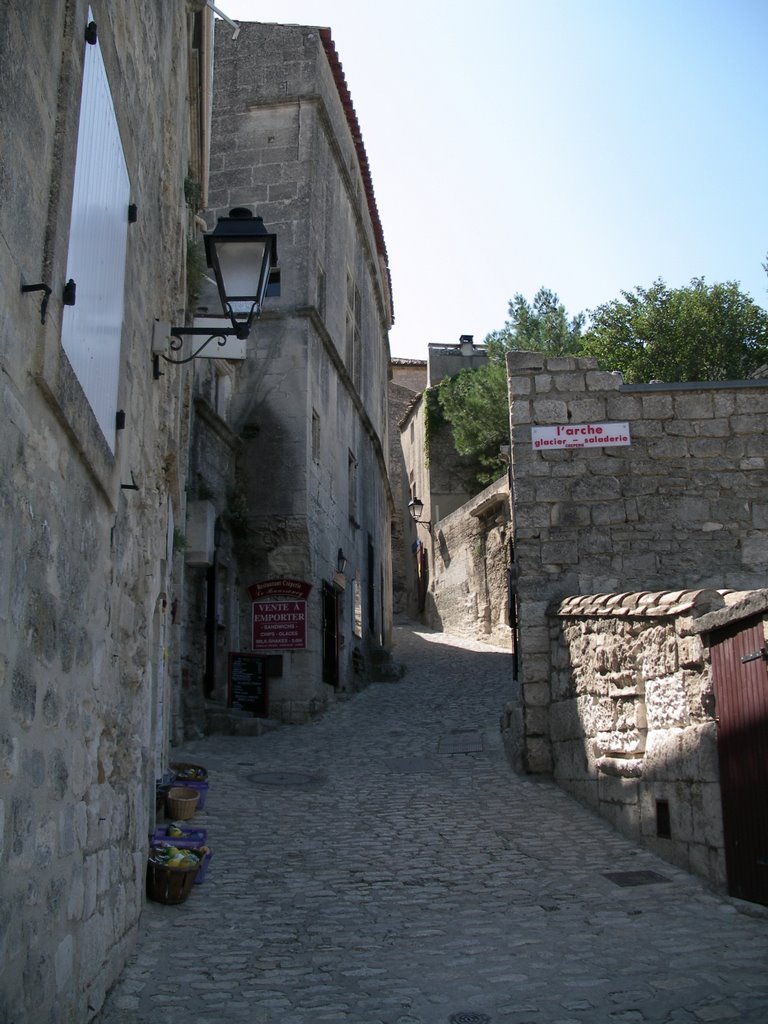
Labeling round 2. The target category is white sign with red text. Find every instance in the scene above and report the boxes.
[531,422,631,450]
[252,600,307,650]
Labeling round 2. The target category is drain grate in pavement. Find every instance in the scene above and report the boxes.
[448,1014,492,1024]
[603,869,671,887]
[385,756,439,773]
[438,732,484,754]
[247,770,325,788]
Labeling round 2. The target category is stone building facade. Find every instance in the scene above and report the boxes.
[179,21,395,727]
[0,2,211,1020]
[428,334,488,387]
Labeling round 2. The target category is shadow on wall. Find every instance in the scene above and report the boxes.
[437,529,451,568]
[546,589,768,906]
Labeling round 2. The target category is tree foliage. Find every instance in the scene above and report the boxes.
[435,287,583,487]
[485,287,585,360]
[434,360,509,487]
[432,275,768,490]
[581,278,768,383]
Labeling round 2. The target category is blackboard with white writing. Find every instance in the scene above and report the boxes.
[228,653,268,717]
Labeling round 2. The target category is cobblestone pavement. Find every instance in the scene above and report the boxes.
[97,625,768,1024]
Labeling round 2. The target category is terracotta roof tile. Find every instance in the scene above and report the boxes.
[556,589,738,619]
[318,30,393,320]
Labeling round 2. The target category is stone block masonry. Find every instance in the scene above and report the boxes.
[187,20,395,725]
[505,351,768,776]
[0,4,211,1020]
[549,589,729,888]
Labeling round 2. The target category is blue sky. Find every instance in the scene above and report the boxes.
[221,1,768,360]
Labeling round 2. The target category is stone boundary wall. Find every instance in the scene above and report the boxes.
[505,352,768,774]
[548,589,728,888]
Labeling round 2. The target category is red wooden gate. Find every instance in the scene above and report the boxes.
[709,616,768,905]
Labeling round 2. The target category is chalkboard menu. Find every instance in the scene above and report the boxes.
[228,653,268,717]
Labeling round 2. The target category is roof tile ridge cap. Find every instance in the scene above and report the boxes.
[317,29,389,268]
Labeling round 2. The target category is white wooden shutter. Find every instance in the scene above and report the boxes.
[61,16,130,453]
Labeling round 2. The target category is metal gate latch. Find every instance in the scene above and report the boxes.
[740,647,768,664]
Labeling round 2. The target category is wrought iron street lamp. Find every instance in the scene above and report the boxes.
[203,207,277,340]
[155,207,278,372]
[408,495,432,533]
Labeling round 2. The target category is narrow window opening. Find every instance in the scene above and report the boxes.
[316,263,326,321]
[348,450,358,524]
[345,270,361,390]
[311,410,320,463]
[656,799,671,839]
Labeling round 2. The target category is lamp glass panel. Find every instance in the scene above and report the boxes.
[215,238,269,315]
[410,500,424,520]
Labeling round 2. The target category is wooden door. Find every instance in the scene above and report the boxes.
[710,616,768,905]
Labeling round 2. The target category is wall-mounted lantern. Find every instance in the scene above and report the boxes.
[154,207,278,374]
[408,496,432,533]
[203,207,277,340]
[333,548,348,591]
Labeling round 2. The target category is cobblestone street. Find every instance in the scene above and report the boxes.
[97,625,768,1024]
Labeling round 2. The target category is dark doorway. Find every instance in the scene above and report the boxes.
[322,581,340,687]
[204,563,216,697]
[367,535,375,633]
[709,615,768,905]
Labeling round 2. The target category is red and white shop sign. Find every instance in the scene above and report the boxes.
[531,422,631,451]
[252,600,307,650]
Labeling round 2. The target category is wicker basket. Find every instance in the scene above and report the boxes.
[146,859,199,904]
[165,786,199,820]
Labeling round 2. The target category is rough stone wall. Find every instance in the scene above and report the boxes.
[189,21,394,724]
[389,359,427,617]
[0,2,201,1021]
[428,475,518,643]
[547,590,726,888]
[389,380,421,616]
[506,351,768,773]
[426,478,513,647]
[424,395,485,522]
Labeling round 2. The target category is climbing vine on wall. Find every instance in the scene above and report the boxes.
[422,386,444,468]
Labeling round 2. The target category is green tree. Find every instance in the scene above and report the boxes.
[436,287,583,487]
[434,360,510,487]
[582,278,768,383]
[485,287,585,359]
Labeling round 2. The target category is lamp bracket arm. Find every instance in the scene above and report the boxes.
[162,330,231,363]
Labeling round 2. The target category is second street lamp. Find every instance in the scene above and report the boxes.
[408,495,432,533]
